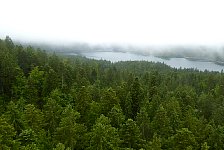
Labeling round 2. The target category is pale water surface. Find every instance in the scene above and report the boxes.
[80,52,224,72]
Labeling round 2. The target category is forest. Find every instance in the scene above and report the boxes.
[0,36,224,149]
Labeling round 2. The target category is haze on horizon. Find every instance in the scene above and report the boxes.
[1,0,224,47]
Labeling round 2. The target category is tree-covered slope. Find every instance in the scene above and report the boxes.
[0,37,224,149]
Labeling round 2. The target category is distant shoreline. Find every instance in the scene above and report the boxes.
[61,51,224,67]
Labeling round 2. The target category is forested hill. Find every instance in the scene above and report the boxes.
[0,36,224,149]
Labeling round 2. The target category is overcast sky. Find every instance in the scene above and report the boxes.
[1,0,224,46]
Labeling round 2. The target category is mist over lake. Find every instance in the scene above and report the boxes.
[75,51,224,72]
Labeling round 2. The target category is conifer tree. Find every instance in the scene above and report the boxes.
[88,114,121,150]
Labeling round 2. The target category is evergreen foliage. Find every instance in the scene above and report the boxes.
[0,36,224,149]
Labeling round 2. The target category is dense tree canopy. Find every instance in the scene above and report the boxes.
[0,37,224,149]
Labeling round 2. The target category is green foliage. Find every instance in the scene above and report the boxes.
[43,68,60,96]
[1,37,224,149]
[19,129,36,146]
[201,142,210,150]
[23,104,44,132]
[100,87,119,115]
[55,105,86,149]
[53,143,71,150]
[208,125,224,149]
[0,48,20,97]
[26,67,45,108]
[120,119,145,149]
[152,105,172,137]
[87,114,121,150]
[198,93,214,120]
[4,101,24,134]
[130,77,143,119]
[86,101,102,128]
[124,92,133,119]
[148,133,162,150]
[212,106,224,126]
[163,97,182,132]
[75,86,91,122]
[108,104,125,128]
[136,106,151,140]
[0,116,17,149]
[43,97,62,135]
[171,128,198,150]
[21,143,40,150]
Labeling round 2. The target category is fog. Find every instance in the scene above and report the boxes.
[1,0,224,45]
[1,0,224,61]
[17,40,224,63]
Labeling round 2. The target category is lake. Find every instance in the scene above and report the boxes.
[75,51,224,72]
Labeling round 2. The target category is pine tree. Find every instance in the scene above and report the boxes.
[171,128,198,150]
[26,67,45,108]
[163,97,182,132]
[149,133,162,150]
[4,101,24,134]
[43,97,62,135]
[55,105,86,150]
[152,105,172,137]
[208,125,224,149]
[120,119,145,149]
[136,106,151,140]
[100,88,119,115]
[130,77,143,119]
[124,92,133,119]
[86,101,102,128]
[87,114,121,150]
[23,104,44,132]
[108,104,125,128]
[75,86,91,122]
[0,116,17,149]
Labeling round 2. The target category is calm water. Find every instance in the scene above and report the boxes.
[80,51,224,72]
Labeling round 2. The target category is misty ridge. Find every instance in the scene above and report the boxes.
[18,40,224,63]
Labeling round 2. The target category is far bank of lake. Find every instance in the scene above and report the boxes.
[67,51,224,72]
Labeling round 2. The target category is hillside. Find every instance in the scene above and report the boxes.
[0,37,224,149]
